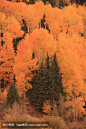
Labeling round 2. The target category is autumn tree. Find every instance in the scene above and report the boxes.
[13,38,38,102]
[0,12,8,34]
[56,32,86,121]
[5,15,24,39]
[0,32,15,91]
[24,28,57,67]
[33,0,45,29]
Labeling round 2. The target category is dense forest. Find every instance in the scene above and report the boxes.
[0,0,86,128]
[7,0,86,7]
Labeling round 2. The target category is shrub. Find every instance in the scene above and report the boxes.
[43,115,69,129]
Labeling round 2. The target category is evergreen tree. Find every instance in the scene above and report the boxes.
[27,52,66,115]
[41,52,65,114]
[27,53,52,114]
[27,59,45,113]
[6,81,20,108]
[50,53,65,107]
[43,52,52,102]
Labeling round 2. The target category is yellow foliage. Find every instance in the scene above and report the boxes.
[42,100,52,116]
[3,89,7,98]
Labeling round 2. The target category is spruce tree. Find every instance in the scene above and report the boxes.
[27,59,45,113]
[27,52,66,115]
[6,81,20,108]
[50,53,65,107]
[42,52,65,114]
[43,52,52,102]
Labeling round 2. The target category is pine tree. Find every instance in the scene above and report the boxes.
[42,52,65,115]
[6,81,20,108]
[43,52,52,102]
[27,52,66,115]
[50,53,65,107]
[27,59,45,113]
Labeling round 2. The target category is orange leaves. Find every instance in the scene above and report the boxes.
[45,6,63,39]
[3,89,7,98]
[0,0,86,120]
[30,28,57,59]
[2,32,13,45]
[34,0,45,20]
[0,12,8,33]
[75,20,84,34]
[5,15,24,39]
[42,100,52,116]
[62,5,85,36]
[0,31,15,88]
[56,31,86,117]
[13,38,38,97]
[22,4,39,32]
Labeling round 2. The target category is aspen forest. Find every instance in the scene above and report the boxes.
[0,0,86,128]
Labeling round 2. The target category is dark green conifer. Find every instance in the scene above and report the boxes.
[27,59,45,112]
[6,81,20,108]
[50,53,65,107]
[27,52,66,115]
[43,52,52,101]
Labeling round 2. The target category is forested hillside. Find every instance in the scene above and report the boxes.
[0,0,86,128]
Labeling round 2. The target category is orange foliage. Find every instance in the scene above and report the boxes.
[5,15,24,39]
[56,32,86,118]
[0,32,15,86]
[42,100,52,116]
[3,89,7,98]
[24,28,57,65]
[13,39,38,97]
[0,0,86,120]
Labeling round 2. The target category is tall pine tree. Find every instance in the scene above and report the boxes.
[50,53,65,107]
[27,59,45,113]
[27,52,66,114]
[43,52,52,102]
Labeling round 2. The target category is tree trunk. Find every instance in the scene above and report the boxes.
[4,79,5,90]
[39,43,40,67]
[28,18,29,34]
[0,79,1,90]
[68,99,71,122]
[24,86,26,102]
[38,22,39,29]
[73,0,76,3]
[24,90,26,102]
[72,97,75,122]
[45,23,46,29]
[28,24,29,34]
[40,19,41,28]
[7,12,9,26]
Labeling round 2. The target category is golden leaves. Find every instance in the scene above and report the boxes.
[56,30,86,117]
[3,89,7,98]
[14,38,38,97]
[42,100,52,116]
[5,15,24,39]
